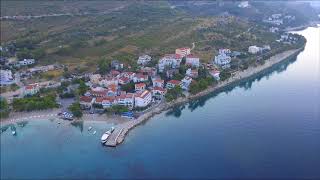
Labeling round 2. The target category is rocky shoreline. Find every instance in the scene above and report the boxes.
[109,47,304,147]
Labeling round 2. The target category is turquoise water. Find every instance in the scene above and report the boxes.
[1,27,320,179]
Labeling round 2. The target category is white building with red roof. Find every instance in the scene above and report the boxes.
[152,77,164,88]
[175,47,191,57]
[133,73,149,83]
[186,54,200,67]
[152,87,167,99]
[135,83,146,92]
[166,80,181,89]
[23,83,40,96]
[209,70,220,80]
[80,96,95,109]
[158,54,182,73]
[135,90,152,107]
[118,77,130,85]
[121,72,135,80]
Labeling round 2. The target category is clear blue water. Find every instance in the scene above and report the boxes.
[1,27,320,179]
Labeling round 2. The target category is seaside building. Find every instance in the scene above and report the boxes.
[180,76,192,90]
[152,78,164,88]
[158,54,182,73]
[137,55,152,66]
[175,47,191,57]
[135,83,146,92]
[209,70,220,81]
[186,54,200,67]
[152,87,167,100]
[166,80,181,89]
[80,96,95,109]
[214,53,231,69]
[134,90,152,107]
[23,84,40,96]
[248,46,261,54]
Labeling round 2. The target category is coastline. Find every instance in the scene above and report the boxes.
[106,47,304,147]
[1,47,304,144]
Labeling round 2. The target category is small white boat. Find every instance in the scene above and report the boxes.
[88,126,92,131]
[100,127,115,144]
[12,131,16,135]
[93,131,96,135]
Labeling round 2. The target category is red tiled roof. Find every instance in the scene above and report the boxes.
[186,54,199,58]
[153,87,166,92]
[135,83,146,88]
[167,80,181,85]
[80,96,93,103]
[136,90,150,99]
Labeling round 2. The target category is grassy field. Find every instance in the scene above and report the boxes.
[1,1,287,73]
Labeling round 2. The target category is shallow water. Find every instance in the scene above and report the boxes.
[1,27,319,179]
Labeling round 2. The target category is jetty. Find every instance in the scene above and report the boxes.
[105,48,303,147]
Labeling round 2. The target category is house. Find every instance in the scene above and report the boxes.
[135,83,146,92]
[118,77,130,85]
[110,70,120,78]
[139,67,157,77]
[248,46,261,54]
[135,90,152,107]
[88,89,108,97]
[152,78,164,88]
[214,53,231,69]
[175,47,191,57]
[158,54,182,72]
[111,60,123,70]
[137,55,152,66]
[19,59,35,66]
[180,76,192,90]
[186,54,200,67]
[106,84,118,96]
[23,84,40,96]
[121,72,135,80]
[116,93,135,108]
[80,96,95,109]
[209,70,220,80]
[0,69,14,86]
[152,87,167,99]
[90,74,101,84]
[99,77,118,87]
[133,73,148,83]
[101,97,116,108]
[186,68,198,78]
[166,80,181,89]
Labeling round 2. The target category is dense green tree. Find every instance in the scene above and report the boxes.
[0,98,10,119]
[78,80,89,95]
[98,58,111,74]
[165,86,183,102]
[12,95,58,111]
[68,102,83,118]
[121,82,135,92]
